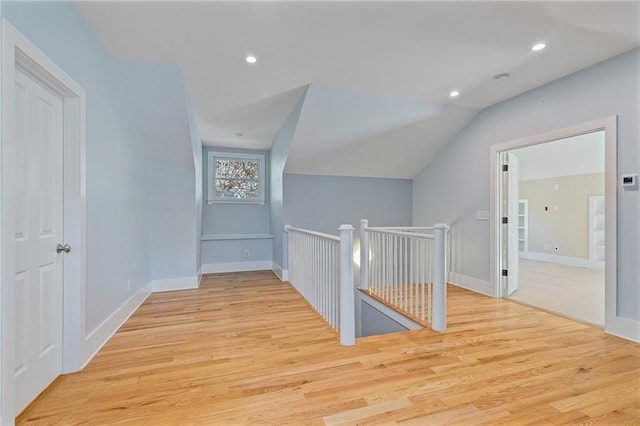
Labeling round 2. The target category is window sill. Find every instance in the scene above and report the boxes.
[207,200,265,206]
[201,234,273,241]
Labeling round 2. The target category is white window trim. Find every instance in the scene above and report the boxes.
[207,151,265,205]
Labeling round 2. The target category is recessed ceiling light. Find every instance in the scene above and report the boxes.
[245,55,257,64]
[449,90,460,98]
[531,42,546,52]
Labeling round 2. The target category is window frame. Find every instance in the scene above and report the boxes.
[207,151,265,205]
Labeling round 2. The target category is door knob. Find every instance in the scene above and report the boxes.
[56,243,71,254]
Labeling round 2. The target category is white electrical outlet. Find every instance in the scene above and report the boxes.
[544,244,549,251]
[475,210,489,221]
[554,205,559,212]
[244,250,250,258]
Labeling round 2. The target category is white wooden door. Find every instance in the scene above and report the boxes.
[501,152,520,296]
[13,68,64,414]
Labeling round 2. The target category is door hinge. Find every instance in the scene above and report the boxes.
[502,164,508,172]
[502,217,508,224]
[502,269,508,276]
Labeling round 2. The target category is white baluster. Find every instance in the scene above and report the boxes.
[410,238,414,317]
[360,219,369,290]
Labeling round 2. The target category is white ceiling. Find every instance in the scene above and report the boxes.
[75,1,640,178]
[285,84,477,178]
[512,131,605,181]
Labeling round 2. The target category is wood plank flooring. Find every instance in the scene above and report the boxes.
[17,271,640,425]
[510,259,604,325]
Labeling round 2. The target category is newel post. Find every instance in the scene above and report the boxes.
[338,224,355,346]
[359,219,369,290]
[432,223,449,332]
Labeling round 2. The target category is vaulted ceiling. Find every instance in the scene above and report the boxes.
[76,1,640,178]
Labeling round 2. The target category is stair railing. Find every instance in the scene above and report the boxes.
[284,224,355,346]
[359,219,448,332]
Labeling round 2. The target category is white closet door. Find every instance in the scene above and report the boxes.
[14,68,64,414]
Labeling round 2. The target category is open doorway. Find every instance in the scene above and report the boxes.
[490,117,617,332]
[505,131,605,325]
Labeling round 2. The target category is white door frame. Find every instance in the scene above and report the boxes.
[489,116,635,339]
[502,152,520,296]
[588,195,606,269]
[1,20,87,421]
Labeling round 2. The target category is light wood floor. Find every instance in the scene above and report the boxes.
[18,271,639,425]
[510,259,604,325]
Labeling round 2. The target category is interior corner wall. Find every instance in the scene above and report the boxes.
[1,1,154,332]
[412,48,639,321]
[270,90,308,273]
[185,90,202,279]
[149,165,198,282]
[200,147,272,272]
[115,57,199,288]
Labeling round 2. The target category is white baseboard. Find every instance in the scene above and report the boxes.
[606,315,640,343]
[272,262,288,281]
[82,281,152,368]
[152,276,200,292]
[202,261,272,274]
[449,271,494,297]
[520,251,604,270]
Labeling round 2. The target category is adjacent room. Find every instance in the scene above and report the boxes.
[507,132,606,325]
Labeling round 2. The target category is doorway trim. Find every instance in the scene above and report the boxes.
[1,20,87,420]
[489,117,631,338]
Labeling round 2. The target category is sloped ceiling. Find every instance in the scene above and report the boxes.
[75,1,640,178]
[285,85,477,178]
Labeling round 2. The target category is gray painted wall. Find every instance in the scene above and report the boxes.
[201,239,272,265]
[117,59,200,283]
[361,301,409,337]
[1,1,5,417]
[186,91,203,277]
[413,48,639,320]
[2,1,152,331]
[283,173,412,283]
[283,174,412,234]
[149,166,198,280]
[270,92,308,271]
